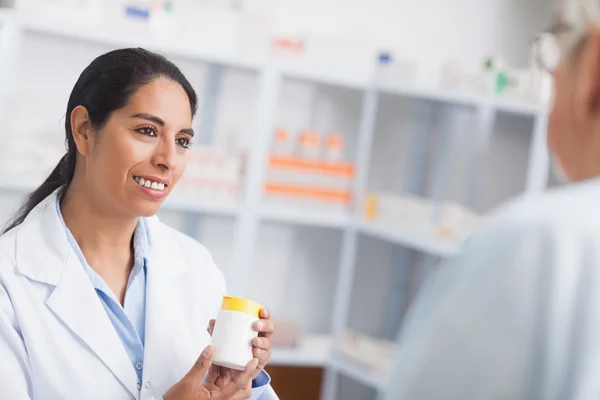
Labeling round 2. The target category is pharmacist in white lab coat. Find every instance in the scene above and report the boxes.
[0,48,278,400]
[387,1,600,399]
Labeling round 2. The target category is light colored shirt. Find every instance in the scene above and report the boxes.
[386,179,600,400]
[56,198,148,385]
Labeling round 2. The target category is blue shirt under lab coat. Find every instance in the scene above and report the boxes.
[56,198,269,393]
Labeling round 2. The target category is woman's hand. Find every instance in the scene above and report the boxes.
[251,308,276,371]
[208,308,277,379]
[163,346,257,400]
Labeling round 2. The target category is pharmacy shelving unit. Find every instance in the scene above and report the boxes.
[0,7,551,399]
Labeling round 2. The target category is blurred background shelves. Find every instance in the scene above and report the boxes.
[330,353,389,393]
[270,334,332,367]
[162,196,241,217]
[359,219,461,258]
[330,329,395,391]
[259,203,351,229]
[378,83,545,117]
[14,12,264,71]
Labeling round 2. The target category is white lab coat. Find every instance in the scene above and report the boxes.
[0,192,278,400]
[387,178,600,400]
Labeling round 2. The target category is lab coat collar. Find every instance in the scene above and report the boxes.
[13,190,189,399]
[14,190,188,283]
[14,191,68,286]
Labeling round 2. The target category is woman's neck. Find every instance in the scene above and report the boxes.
[60,183,138,303]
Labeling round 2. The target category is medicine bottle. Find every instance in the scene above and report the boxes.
[211,296,262,370]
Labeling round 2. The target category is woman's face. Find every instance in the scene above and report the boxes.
[82,78,193,218]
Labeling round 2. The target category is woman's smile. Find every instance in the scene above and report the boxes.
[133,175,169,199]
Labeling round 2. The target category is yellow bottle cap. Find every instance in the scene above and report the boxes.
[220,296,262,317]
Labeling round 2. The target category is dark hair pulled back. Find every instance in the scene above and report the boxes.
[3,47,197,234]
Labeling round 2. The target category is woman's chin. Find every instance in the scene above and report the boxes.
[131,200,163,218]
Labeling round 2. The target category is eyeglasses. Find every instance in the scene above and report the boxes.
[534,22,584,74]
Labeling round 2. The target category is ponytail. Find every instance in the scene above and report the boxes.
[2,149,76,234]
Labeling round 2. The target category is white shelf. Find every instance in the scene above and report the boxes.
[259,203,351,229]
[2,8,548,117]
[0,176,241,216]
[279,62,368,91]
[0,176,464,257]
[378,83,545,117]
[331,352,389,392]
[359,219,461,258]
[270,334,332,367]
[378,83,481,108]
[492,96,546,117]
[16,13,263,71]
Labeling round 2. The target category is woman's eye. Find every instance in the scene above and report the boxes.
[176,137,192,149]
[137,126,157,136]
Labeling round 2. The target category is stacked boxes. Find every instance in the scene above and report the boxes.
[264,129,355,209]
[175,145,242,202]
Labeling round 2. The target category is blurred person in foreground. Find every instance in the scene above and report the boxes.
[387,1,600,399]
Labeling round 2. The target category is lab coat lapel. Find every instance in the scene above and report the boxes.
[16,193,139,399]
[45,258,139,399]
[143,219,191,391]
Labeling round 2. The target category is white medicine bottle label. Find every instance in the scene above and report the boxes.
[211,296,262,371]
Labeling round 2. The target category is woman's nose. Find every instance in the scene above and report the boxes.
[152,139,177,171]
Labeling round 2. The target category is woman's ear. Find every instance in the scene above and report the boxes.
[70,105,92,157]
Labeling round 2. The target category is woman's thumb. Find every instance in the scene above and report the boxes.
[187,346,215,380]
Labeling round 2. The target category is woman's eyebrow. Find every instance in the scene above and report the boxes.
[131,113,165,126]
[132,113,194,135]
[181,128,194,136]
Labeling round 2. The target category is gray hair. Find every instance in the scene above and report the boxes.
[560,0,598,50]
[564,0,600,31]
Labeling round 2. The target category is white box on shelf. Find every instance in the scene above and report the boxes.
[438,202,483,240]
[335,329,395,375]
[176,145,243,203]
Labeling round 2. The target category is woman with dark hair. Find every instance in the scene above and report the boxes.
[0,48,277,400]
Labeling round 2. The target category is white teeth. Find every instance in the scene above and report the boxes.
[135,176,166,191]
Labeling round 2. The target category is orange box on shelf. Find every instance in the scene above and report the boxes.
[265,183,351,204]
[273,128,294,156]
[299,130,321,159]
[325,133,344,162]
[264,154,355,206]
[268,156,355,176]
[176,145,242,201]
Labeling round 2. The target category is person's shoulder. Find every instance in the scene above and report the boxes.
[474,179,600,248]
[145,217,225,282]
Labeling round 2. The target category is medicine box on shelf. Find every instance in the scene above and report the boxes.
[264,155,355,208]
